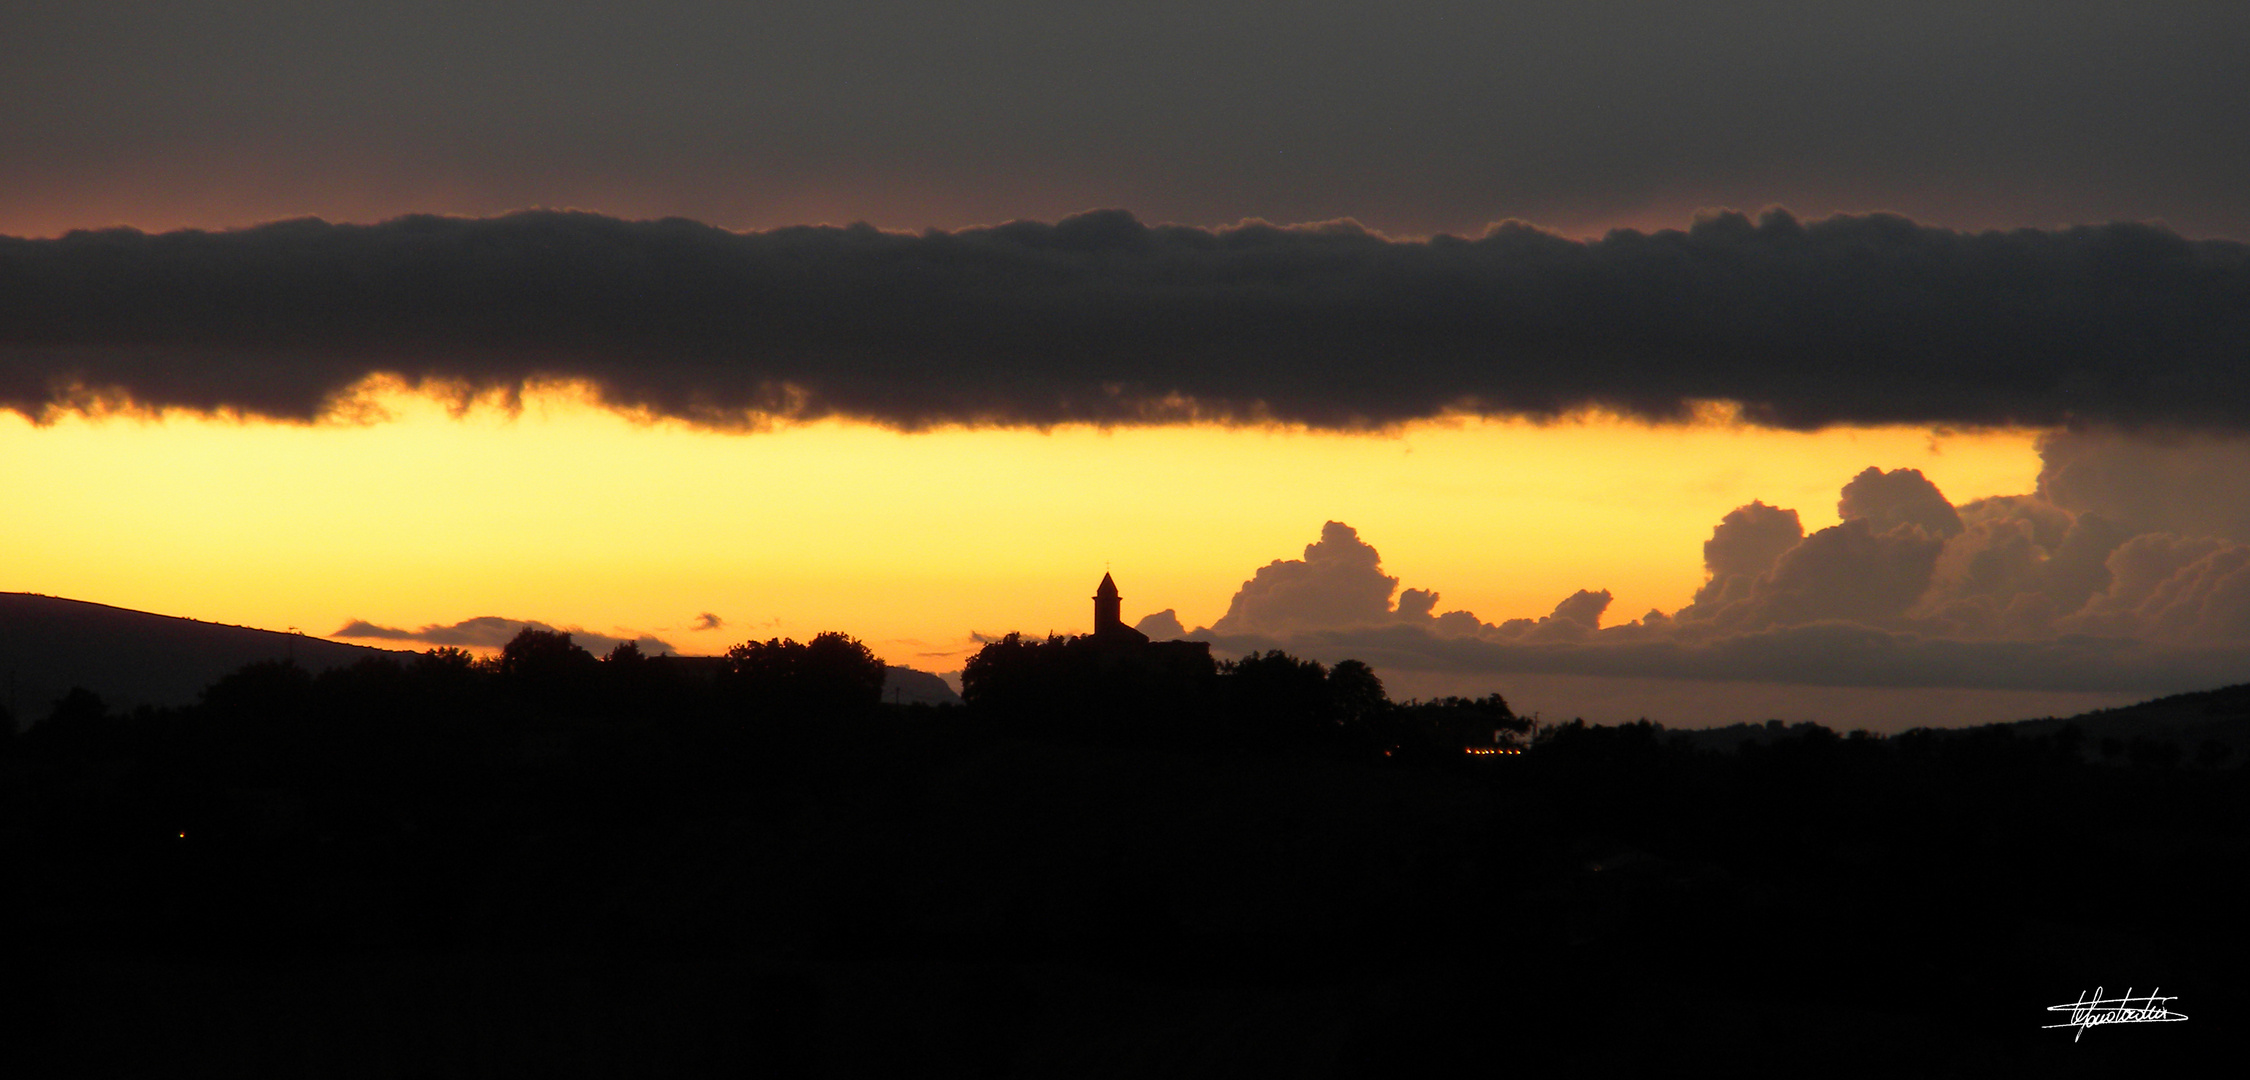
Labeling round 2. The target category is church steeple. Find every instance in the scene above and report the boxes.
[1094,572,1123,632]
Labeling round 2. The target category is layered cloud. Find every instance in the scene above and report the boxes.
[1165,429,2250,700]
[6,210,2248,431]
[334,615,674,657]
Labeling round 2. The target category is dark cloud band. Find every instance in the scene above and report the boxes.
[6,208,2247,430]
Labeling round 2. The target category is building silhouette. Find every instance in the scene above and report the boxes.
[1088,572,1213,671]
[1092,572,1149,644]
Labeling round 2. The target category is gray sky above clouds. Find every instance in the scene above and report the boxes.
[4,3,2245,238]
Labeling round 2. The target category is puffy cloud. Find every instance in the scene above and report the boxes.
[690,612,726,632]
[6,211,2250,432]
[2037,428,2250,539]
[1704,501,1806,580]
[334,616,674,656]
[1395,588,1441,620]
[2065,534,2250,641]
[1914,497,2129,636]
[1544,589,1611,632]
[1687,500,1803,610]
[1183,432,2250,713]
[1916,516,2052,635]
[1133,609,1189,639]
[1487,590,1613,642]
[1208,521,1400,635]
[1837,467,1962,537]
[1956,494,2071,550]
[1678,512,1947,632]
[1747,519,1948,627]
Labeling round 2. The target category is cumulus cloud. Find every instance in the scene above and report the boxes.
[1176,441,2250,704]
[2036,428,2250,539]
[334,616,674,657]
[1133,609,1189,639]
[5,210,2248,431]
[1837,466,1962,538]
[1693,501,1803,608]
[1743,518,1949,627]
[690,612,725,632]
[2064,535,2250,641]
[1208,522,1400,635]
[1665,470,1959,631]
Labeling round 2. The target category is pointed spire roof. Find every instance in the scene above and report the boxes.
[1095,572,1119,598]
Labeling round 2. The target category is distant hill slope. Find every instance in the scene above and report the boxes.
[1668,681,2250,762]
[0,593,407,727]
[2006,682,2250,759]
[0,592,964,729]
[880,665,963,706]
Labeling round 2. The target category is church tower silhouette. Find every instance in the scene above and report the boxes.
[1092,572,1149,643]
[1094,573,1123,632]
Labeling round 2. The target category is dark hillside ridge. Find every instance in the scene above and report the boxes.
[1663,680,2250,764]
[0,592,962,727]
[2004,680,2250,761]
[880,664,961,705]
[0,592,404,726]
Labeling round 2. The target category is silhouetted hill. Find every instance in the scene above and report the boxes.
[1658,682,2250,767]
[881,664,962,706]
[0,593,406,727]
[2006,681,2250,763]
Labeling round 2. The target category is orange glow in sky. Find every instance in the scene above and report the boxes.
[2,380,2042,672]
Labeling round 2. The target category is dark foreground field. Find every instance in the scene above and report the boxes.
[3,669,2242,1076]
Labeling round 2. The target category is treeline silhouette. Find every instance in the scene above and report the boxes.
[2,628,2241,1076]
[960,631,1526,756]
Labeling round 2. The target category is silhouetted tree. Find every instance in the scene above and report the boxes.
[412,646,482,689]
[959,632,1022,704]
[44,685,109,728]
[605,641,647,665]
[1220,650,1336,741]
[1398,694,1527,750]
[1328,659,1391,727]
[394,646,490,718]
[21,686,126,760]
[1534,717,1667,760]
[597,640,658,706]
[500,628,596,681]
[423,645,474,668]
[724,631,886,718]
[960,631,1100,736]
[495,627,599,712]
[202,659,317,724]
[959,631,1223,743]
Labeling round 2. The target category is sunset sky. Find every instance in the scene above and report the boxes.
[7,3,2250,728]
